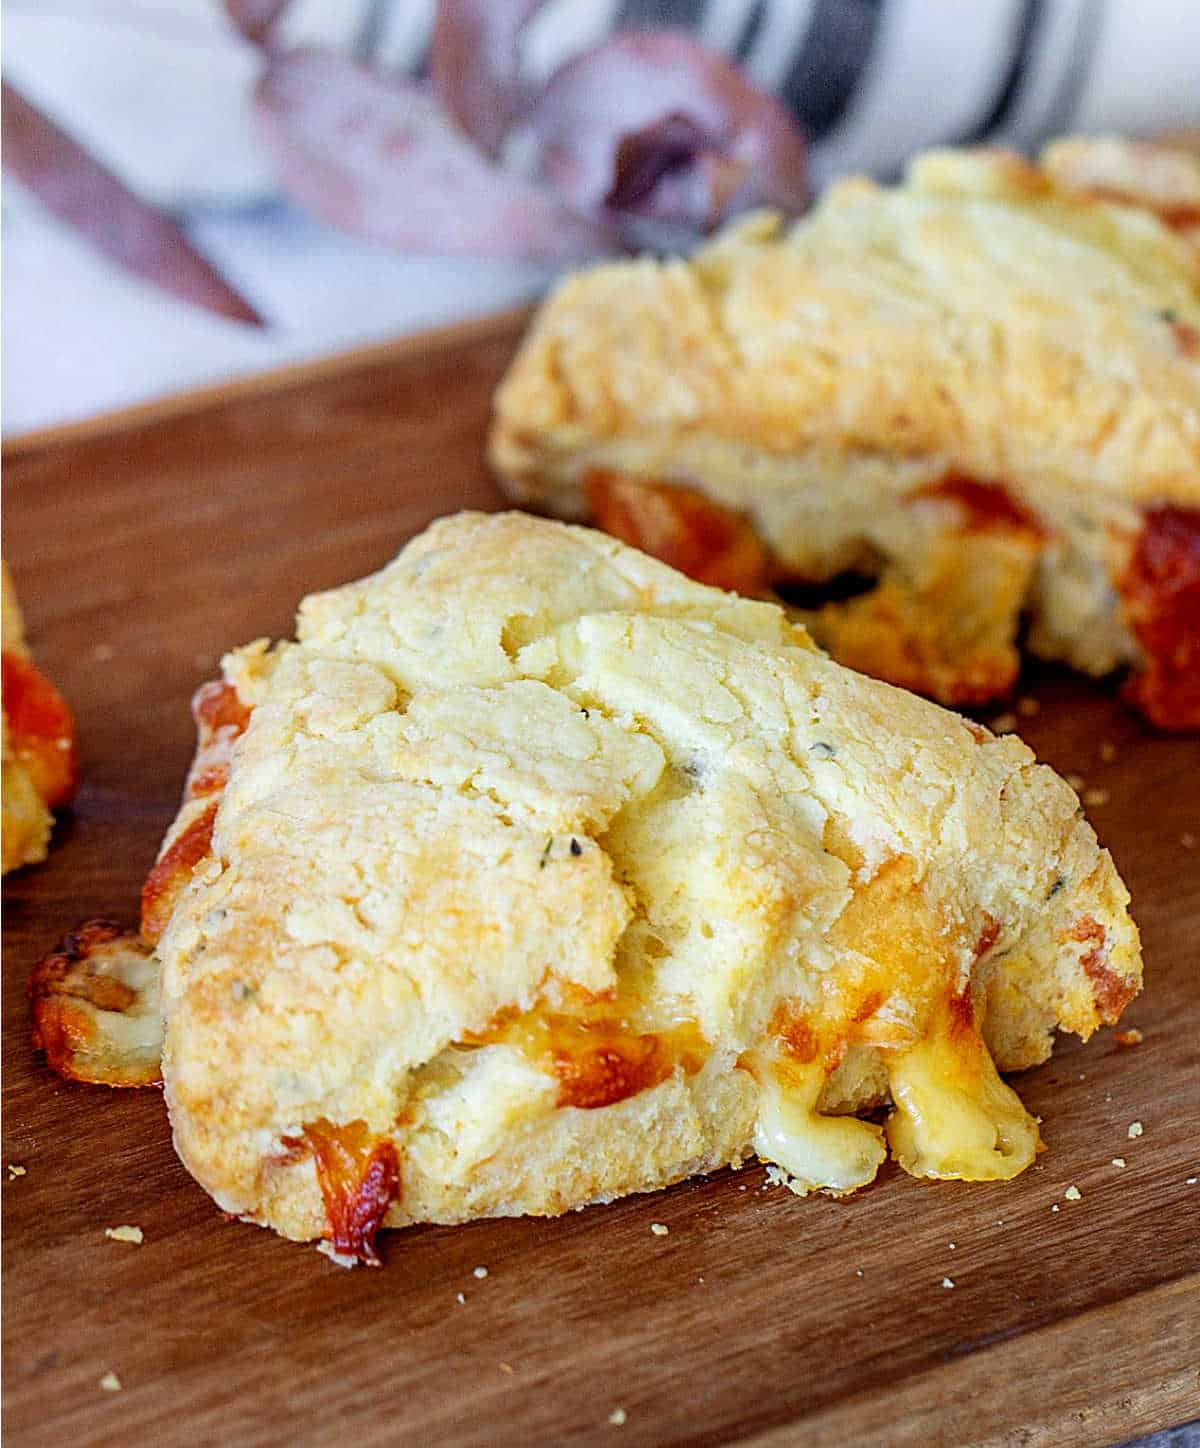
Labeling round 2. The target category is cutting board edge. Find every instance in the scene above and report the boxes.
[1,304,536,461]
[740,1272,1200,1448]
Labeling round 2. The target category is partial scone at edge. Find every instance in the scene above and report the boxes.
[144,513,1140,1259]
[2,562,80,873]
[489,136,1200,727]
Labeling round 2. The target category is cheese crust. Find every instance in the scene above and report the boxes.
[2,562,79,873]
[489,137,1200,726]
[149,513,1140,1258]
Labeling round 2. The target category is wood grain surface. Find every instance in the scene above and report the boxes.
[3,311,1198,1448]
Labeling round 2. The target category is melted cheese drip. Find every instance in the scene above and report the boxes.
[885,1025,1040,1181]
[752,1053,887,1195]
[751,851,1040,1190]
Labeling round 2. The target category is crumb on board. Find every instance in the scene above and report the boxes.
[1066,773,1085,792]
[455,1292,466,1305]
[99,1372,122,1393]
[1182,832,1197,850]
[855,1269,864,1278]
[1128,1121,1145,1139]
[499,1362,515,1376]
[650,1223,669,1237]
[473,1266,489,1279]
[1064,1185,1082,1201]
[1098,741,1117,762]
[609,1408,628,1426]
[1112,1158,1126,1168]
[1016,697,1040,718]
[7,1164,27,1180]
[1113,1028,1144,1047]
[1083,788,1110,807]
[941,1277,955,1289]
[105,1225,144,1245]
[1051,1204,1060,1213]
[1187,1178,1197,1186]
[990,713,1017,733]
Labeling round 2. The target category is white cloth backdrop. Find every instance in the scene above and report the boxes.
[4,0,1198,434]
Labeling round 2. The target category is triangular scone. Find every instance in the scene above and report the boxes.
[489,136,1200,728]
[142,514,1139,1262]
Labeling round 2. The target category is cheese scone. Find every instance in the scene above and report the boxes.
[54,511,1135,1265]
[2,563,79,873]
[490,136,1200,729]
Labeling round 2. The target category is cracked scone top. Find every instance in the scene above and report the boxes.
[154,512,1140,1261]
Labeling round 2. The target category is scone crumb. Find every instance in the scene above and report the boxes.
[1098,741,1117,762]
[1181,832,1197,850]
[1066,773,1086,792]
[499,1363,515,1376]
[1051,1204,1060,1213]
[609,1408,627,1426]
[105,1225,144,1245]
[1128,1120,1144,1139]
[990,713,1017,734]
[1111,1158,1126,1168]
[1186,1177,1197,1186]
[99,1372,122,1393]
[1083,788,1110,808]
[455,1292,466,1305]
[315,1240,358,1269]
[7,1164,27,1179]
[941,1277,955,1289]
[650,1223,669,1237]
[1113,1028,1143,1047]
[1016,697,1040,718]
[1064,1185,1082,1201]
[855,1269,864,1278]
[473,1266,489,1279]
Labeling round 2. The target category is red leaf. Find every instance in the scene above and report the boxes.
[254,51,612,261]
[2,81,263,326]
[521,30,807,238]
[430,0,548,157]
[223,0,293,50]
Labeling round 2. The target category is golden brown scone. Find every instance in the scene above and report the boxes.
[134,513,1138,1263]
[490,136,1200,729]
[30,920,161,1088]
[2,562,79,873]
[28,677,253,1088]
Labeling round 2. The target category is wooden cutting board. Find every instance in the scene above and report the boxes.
[3,311,1198,1448]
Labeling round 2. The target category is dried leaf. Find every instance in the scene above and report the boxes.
[520,30,807,239]
[255,51,612,262]
[223,0,293,50]
[430,0,546,157]
[1,81,263,326]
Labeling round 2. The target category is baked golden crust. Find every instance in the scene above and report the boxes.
[30,920,161,1087]
[144,513,1139,1260]
[2,562,79,873]
[489,137,1200,725]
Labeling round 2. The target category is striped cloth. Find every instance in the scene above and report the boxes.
[339,0,1198,183]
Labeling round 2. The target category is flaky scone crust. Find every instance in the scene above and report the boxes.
[156,514,1139,1248]
[489,137,1200,694]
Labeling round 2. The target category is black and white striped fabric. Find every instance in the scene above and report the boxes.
[336,0,1198,184]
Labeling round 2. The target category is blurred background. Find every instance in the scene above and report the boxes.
[4,0,1199,436]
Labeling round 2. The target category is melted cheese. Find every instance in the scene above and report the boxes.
[752,1053,887,1195]
[885,1027,1041,1181]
